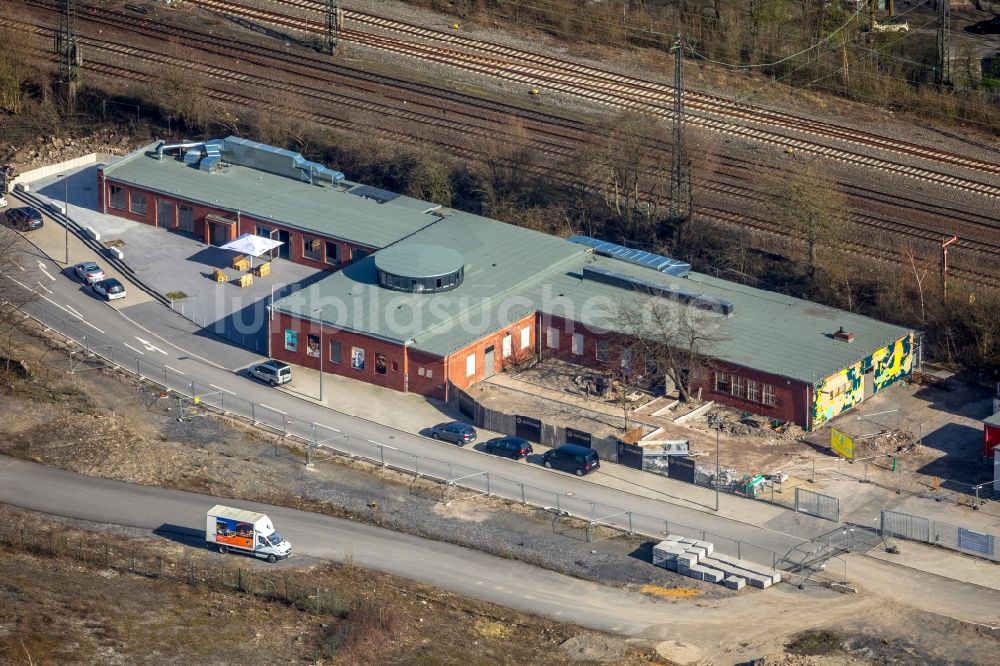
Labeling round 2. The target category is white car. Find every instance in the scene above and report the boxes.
[74,261,106,284]
[92,278,126,300]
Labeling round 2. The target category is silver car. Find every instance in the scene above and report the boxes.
[74,261,106,284]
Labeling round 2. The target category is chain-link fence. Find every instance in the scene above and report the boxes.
[19,303,790,571]
[0,519,362,616]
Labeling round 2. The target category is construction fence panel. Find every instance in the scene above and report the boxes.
[880,510,930,542]
[794,487,840,522]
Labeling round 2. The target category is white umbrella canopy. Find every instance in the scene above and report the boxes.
[219,233,283,257]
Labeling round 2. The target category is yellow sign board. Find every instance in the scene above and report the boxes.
[830,428,854,460]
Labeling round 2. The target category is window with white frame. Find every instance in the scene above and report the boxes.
[129,191,147,215]
[571,333,583,355]
[762,384,776,406]
[730,376,745,399]
[747,379,761,402]
[466,353,476,377]
[520,327,530,350]
[596,339,609,363]
[109,185,126,209]
[715,372,730,393]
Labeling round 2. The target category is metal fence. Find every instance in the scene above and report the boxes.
[881,510,999,562]
[794,487,840,522]
[20,303,787,572]
[449,382,622,463]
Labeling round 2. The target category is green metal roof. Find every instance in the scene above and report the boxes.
[102,143,441,249]
[274,211,586,354]
[526,255,913,384]
[273,210,912,384]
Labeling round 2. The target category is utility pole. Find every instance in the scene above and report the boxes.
[55,0,81,112]
[325,0,342,55]
[940,235,957,298]
[668,34,691,235]
[936,0,951,86]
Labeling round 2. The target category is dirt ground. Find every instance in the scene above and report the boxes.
[479,356,999,523]
[3,320,1000,663]
[0,506,658,666]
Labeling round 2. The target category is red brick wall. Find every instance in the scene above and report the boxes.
[101,178,374,269]
[690,364,810,427]
[270,312,410,392]
[407,348,447,400]
[446,312,537,391]
[535,314,812,427]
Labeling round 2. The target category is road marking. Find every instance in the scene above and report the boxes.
[36,281,52,294]
[163,365,185,376]
[209,384,235,395]
[36,261,55,282]
[315,424,340,433]
[135,336,168,355]
[123,343,144,355]
[64,304,83,319]
[14,262,24,272]
[367,440,381,445]
[259,404,286,415]
[1,272,104,333]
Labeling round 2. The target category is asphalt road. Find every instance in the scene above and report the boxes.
[0,227,821,565]
[4,455,998,644]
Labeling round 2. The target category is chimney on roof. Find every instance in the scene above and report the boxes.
[833,326,855,343]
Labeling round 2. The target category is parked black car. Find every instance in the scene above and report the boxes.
[429,421,477,445]
[5,207,43,231]
[483,436,533,460]
[542,444,600,476]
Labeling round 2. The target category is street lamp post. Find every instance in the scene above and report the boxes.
[313,308,323,403]
[709,415,722,511]
[58,174,69,264]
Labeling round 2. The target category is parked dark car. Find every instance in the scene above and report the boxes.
[5,207,43,231]
[92,277,126,301]
[483,436,533,459]
[429,421,477,445]
[967,16,1000,35]
[542,444,600,476]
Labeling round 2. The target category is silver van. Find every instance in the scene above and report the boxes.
[249,359,292,386]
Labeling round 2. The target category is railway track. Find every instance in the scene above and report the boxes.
[16,5,1000,287]
[179,0,1000,199]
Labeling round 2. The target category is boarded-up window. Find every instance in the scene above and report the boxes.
[502,333,512,358]
[520,327,530,350]
[571,333,583,355]
[466,354,475,377]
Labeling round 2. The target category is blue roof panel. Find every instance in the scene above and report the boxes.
[568,236,691,276]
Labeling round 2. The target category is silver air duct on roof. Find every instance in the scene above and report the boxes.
[222,136,344,186]
[154,137,346,185]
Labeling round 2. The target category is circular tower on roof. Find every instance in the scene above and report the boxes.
[374,244,465,293]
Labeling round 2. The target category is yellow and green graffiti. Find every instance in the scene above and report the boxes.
[813,333,913,427]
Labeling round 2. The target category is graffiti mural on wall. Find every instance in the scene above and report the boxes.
[813,362,864,426]
[813,333,914,426]
[872,334,914,392]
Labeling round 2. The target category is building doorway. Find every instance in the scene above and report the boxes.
[277,229,291,260]
[207,215,235,246]
[483,345,495,379]
[157,199,174,229]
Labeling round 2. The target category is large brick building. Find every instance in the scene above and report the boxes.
[100,138,918,430]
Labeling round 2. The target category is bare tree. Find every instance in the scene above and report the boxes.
[613,291,729,402]
[471,117,537,221]
[579,111,670,242]
[0,227,39,359]
[758,159,847,277]
[0,18,33,115]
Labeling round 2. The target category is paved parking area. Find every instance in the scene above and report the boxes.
[25,164,320,358]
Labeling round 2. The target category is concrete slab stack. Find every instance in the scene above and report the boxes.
[651,535,780,592]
